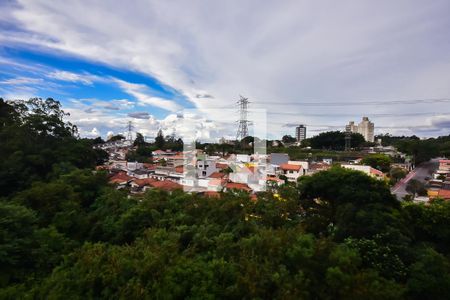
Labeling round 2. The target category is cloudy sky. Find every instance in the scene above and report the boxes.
[1,0,450,140]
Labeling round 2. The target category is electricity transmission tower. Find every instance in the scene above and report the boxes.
[126,121,134,142]
[236,95,251,141]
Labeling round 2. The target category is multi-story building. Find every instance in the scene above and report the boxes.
[295,125,307,143]
[346,117,375,142]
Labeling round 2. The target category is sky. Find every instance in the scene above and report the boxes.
[1,0,450,140]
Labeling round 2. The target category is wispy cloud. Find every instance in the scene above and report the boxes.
[47,71,99,85]
[114,79,181,112]
[1,0,450,137]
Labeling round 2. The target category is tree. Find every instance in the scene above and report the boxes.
[390,167,407,184]
[405,179,426,198]
[297,167,400,239]
[155,129,165,149]
[309,131,365,150]
[133,132,145,147]
[107,134,125,142]
[362,154,392,172]
[282,135,296,144]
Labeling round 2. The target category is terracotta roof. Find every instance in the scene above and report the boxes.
[265,176,284,183]
[225,182,251,192]
[438,189,450,199]
[209,172,225,179]
[216,163,228,169]
[132,178,158,187]
[208,178,226,186]
[370,168,385,176]
[280,163,302,171]
[149,180,182,191]
[109,173,131,184]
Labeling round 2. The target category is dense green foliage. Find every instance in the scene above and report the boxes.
[0,98,107,198]
[1,98,450,299]
[308,131,365,150]
[362,153,392,172]
[377,134,450,164]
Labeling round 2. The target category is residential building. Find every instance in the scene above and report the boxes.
[341,164,384,179]
[279,163,303,182]
[346,117,375,142]
[295,125,307,143]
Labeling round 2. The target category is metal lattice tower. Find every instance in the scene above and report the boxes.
[126,121,134,142]
[236,95,251,141]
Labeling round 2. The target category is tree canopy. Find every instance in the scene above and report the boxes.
[1,97,450,299]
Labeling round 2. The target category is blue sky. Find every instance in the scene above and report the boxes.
[1,0,450,139]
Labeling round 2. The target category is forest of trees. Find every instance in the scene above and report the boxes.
[376,133,450,165]
[1,98,450,299]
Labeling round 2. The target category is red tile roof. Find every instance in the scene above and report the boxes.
[216,163,228,169]
[370,168,385,177]
[109,173,131,184]
[225,182,251,192]
[209,172,226,179]
[280,163,302,171]
[149,180,182,191]
[132,178,158,187]
[438,189,450,199]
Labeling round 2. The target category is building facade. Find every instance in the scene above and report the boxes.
[346,117,375,142]
[295,125,307,143]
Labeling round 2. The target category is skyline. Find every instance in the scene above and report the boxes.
[1,0,450,139]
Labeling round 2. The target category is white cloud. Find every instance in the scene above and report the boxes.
[114,79,181,112]
[0,76,43,85]
[1,0,450,137]
[47,71,98,85]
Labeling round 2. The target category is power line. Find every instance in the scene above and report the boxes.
[253,98,450,106]
[268,111,450,117]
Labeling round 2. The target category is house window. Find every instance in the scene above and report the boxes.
[202,171,207,176]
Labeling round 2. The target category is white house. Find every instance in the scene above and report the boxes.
[279,163,303,182]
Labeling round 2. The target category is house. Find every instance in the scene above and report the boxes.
[127,161,143,171]
[207,178,226,191]
[148,180,183,192]
[279,163,302,182]
[224,182,252,192]
[437,189,450,200]
[438,160,450,173]
[308,162,331,174]
[109,172,132,187]
[128,168,153,179]
[197,158,218,178]
[341,164,385,179]
[288,160,309,175]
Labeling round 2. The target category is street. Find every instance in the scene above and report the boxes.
[391,158,440,200]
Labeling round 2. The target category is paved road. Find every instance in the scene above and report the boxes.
[391,158,440,200]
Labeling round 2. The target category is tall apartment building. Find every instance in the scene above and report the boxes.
[346,117,375,142]
[295,125,307,143]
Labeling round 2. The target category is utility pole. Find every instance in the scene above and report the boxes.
[236,95,251,142]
